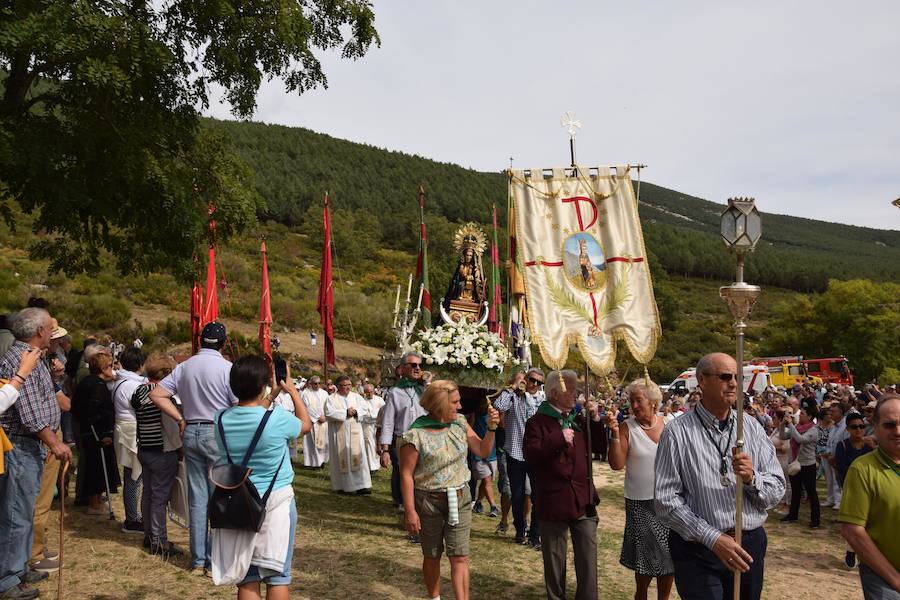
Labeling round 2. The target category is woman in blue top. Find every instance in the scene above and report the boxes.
[210,355,311,599]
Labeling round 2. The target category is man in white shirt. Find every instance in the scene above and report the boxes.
[150,322,235,575]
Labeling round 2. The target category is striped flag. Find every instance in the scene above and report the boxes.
[415,186,432,328]
[488,204,503,338]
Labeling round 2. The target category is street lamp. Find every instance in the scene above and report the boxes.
[719,197,762,600]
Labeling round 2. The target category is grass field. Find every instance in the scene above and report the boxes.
[30,459,863,599]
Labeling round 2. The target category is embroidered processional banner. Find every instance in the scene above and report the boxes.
[509,166,660,373]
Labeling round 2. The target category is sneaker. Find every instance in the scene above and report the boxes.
[528,540,542,551]
[190,566,207,577]
[489,506,500,518]
[42,549,59,561]
[809,523,821,530]
[495,522,508,535]
[29,557,59,573]
[0,584,39,599]
[407,534,420,544]
[121,520,144,535]
[22,569,48,584]
[514,535,526,545]
[472,501,484,514]
[845,551,856,568]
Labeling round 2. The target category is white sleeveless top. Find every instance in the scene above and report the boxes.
[624,416,660,500]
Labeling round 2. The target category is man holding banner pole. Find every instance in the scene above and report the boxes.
[654,353,784,600]
[524,369,603,600]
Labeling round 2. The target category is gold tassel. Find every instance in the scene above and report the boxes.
[558,370,566,392]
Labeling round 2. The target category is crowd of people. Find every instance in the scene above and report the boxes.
[0,302,898,600]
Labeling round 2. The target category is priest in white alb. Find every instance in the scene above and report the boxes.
[360,383,385,472]
[325,375,372,494]
[300,375,329,468]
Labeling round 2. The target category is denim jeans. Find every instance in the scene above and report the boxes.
[0,437,46,593]
[183,424,219,568]
[859,564,900,600]
[507,455,539,542]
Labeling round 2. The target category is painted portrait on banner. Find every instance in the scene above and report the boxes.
[563,232,606,290]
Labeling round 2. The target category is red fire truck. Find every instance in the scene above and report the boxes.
[753,355,853,387]
[802,357,854,386]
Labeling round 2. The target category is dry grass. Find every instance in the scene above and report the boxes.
[34,461,861,599]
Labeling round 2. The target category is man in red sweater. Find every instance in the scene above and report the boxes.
[524,368,603,600]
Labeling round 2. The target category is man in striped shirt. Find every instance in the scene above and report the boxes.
[494,367,545,548]
[655,353,784,600]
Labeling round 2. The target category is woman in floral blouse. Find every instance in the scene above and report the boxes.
[399,380,499,600]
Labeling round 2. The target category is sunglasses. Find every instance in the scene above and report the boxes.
[406,363,422,370]
[847,424,867,430]
[527,376,544,385]
[706,372,737,382]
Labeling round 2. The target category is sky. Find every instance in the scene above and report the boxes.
[206,1,900,230]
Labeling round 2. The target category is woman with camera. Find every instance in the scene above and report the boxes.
[779,399,822,528]
[768,409,792,514]
[399,380,499,600]
[607,379,675,600]
[209,355,311,598]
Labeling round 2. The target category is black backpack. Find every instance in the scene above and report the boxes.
[208,408,286,532]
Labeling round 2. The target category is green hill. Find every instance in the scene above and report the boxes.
[209,119,900,293]
[2,118,898,382]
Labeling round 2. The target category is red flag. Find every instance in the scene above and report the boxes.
[190,281,203,355]
[316,194,336,366]
[488,204,503,338]
[202,244,218,324]
[258,241,273,364]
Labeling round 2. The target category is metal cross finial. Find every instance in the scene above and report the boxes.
[561,111,582,138]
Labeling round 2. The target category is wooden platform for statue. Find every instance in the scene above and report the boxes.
[447,299,481,324]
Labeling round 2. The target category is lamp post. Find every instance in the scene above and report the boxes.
[718,197,762,600]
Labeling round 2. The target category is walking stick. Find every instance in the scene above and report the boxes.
[58,460,69,600]
[91,425,115,520]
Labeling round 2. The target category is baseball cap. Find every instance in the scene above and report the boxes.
[201,322,226,345]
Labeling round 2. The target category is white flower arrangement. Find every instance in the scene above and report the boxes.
[412,323,516,372]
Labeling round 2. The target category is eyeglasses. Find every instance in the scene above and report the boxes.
[527,376,544,385]
[705,373,737,382]
[847,424,867,430]
[406,363,422,370]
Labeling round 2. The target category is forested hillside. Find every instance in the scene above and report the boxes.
[2,118,897,383]
[210,119,900,293]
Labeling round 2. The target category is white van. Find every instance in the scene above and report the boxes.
[667,365,771,396]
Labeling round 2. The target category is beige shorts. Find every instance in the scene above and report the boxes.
[414,486,472,558]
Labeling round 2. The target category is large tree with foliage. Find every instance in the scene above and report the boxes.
[760,279,900,383]
[0,0,378,280]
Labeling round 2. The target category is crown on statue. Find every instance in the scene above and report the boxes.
[452,222,487,256]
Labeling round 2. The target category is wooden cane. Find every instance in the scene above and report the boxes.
[58,460,69,600]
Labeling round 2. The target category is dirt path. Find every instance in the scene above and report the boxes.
[130,304,384,368]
